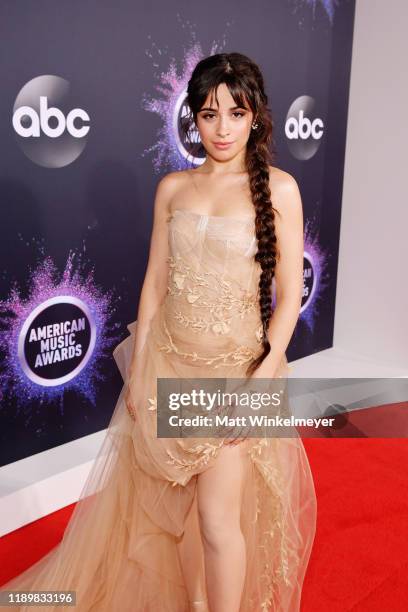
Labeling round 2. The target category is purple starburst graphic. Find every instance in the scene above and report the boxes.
[0,251,121,411]
[141,42,210,171]
[301,212,331,331]
[141,16,230,171]
[291,0,340,24]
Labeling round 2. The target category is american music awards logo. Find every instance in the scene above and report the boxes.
[302,215,330,331]
[0,252,120,407]
[18,295,96,387]
[172,88,206,166]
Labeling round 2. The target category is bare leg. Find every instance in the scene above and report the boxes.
[196,442,249,612]
[176,482,208,610]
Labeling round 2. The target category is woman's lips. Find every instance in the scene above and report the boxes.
[213,141,234,149]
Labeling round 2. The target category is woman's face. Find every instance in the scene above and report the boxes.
[195,83,254,162]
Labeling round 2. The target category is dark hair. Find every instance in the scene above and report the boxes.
[182,52,281,377]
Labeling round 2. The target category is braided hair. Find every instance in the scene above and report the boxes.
[182,52,281,377]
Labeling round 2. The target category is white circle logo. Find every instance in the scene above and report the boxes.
[285,95,324,160]
[173,89,205,165]
[301,252,317,312]
[18,296,96,387]
[12,75,90,168]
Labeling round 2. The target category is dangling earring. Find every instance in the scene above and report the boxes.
[252,121,258,129]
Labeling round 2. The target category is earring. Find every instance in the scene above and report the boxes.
[252,121,258,129]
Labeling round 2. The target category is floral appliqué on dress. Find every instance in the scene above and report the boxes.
[166,254,261,338]
[157,254,263,367]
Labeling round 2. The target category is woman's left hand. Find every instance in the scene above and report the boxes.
[249,359,278,380]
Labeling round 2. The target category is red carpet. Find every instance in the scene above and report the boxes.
[1,436,407,610]
[0,503,76,585]
[302,438,408,611]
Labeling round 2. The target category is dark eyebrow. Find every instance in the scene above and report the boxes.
[199,105,247,112]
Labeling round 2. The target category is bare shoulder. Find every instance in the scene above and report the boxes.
[156,169,186,196]
[154,170,187,216]
[268,166,302,216]
[268,165,300,196]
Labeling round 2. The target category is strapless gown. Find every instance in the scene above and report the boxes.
[1,209,317,611]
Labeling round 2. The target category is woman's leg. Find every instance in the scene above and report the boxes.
[196,442,249,612]
[176,480,208,610]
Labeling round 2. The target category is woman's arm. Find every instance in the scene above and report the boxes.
[255,171,304,377]
[128,173,176,373]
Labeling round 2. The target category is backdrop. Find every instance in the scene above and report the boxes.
[0,0,355,466]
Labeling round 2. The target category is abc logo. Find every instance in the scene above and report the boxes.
[13,96,89,139]
[285,95,324,161]
[12,75,90,168]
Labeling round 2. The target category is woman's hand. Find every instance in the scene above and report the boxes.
[124,382,137,421]
[249,358,279,380]
[223,359,282,446]
[124,360,144,422]
[222,390,252,447]
[223,418,252,446]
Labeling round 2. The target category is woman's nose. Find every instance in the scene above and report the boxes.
[216,119,230,137]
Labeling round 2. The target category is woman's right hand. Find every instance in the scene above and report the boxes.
[124,360,144,421]
[218,395,251,446]
[124,381,137,421]
[124,349,145,420]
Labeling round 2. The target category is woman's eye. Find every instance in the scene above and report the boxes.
[201,111,245,120]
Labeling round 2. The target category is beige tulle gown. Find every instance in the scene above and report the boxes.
[1,208,317,611]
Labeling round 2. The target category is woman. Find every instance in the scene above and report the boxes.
[1,53,317,611]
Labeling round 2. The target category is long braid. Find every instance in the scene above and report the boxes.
[245,142,279,377]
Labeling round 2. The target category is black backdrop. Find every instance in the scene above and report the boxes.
[0,0,355,465]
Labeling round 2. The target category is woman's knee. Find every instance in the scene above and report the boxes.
[198,504,241,551]
[196,444,248,550]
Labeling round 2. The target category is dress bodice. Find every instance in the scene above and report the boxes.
[159,208,264,365]
[167,208,260,292]
[168,208,257,252]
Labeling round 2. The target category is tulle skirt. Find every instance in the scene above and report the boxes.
[1,317,317,611]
